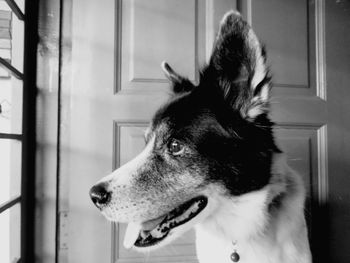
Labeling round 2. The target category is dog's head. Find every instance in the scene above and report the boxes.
[90,11,279,250]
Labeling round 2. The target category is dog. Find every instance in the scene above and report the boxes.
[90,11,312,263]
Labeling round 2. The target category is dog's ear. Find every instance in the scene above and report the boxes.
[206,11,270,120]
[161,61,195,94]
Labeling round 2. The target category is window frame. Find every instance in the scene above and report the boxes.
[0,0,38,262]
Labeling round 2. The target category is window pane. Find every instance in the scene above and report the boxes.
[0,5,12,78]
[0,139,21,204]
[11,0,24,74]
[0,79,23,134]
[0,2,24,134]
[0,204,21,263]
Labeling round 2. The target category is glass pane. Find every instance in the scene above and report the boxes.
[0,79,23,134]
[0,139,21,204]
[0,204,21,263]
[0,0,24,15]
[11,0,24,74]
[0,1,24,134]
[0,3,13,92]
[0,4,12,78]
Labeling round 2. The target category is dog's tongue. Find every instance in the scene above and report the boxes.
[124,223,142,249]
[123,216,167,249]
[140,215,166,231]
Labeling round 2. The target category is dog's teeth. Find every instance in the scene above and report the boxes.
[140,230,149,239]
[144,234,153,242]
[124,222,142,249]
[151,228,165,238]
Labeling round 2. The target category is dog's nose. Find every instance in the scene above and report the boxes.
[90,183,111,208]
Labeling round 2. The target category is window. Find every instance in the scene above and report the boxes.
[0,0,37,262]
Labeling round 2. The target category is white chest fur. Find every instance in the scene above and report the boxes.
[194,190,280,263]
[194,155,312,263]
[195,226,310,263]
[195,228,276,263]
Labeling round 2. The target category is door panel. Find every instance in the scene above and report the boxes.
[274,126,325,220]
[123,0,197,83]
[241,0,324,98]
[253,0,309,88]
[119,0,204,93]
[275,128,314,195]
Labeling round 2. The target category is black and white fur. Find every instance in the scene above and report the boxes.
[90,11,312,263]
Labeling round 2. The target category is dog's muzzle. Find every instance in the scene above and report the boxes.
[89,182,111,209]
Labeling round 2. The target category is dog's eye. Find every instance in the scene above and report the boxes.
[168,140,184,155]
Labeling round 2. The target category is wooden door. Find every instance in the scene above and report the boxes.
[63,0,350,262]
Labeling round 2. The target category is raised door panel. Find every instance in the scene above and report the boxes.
[127,0,196,82]
[119,0,205,93]
[252,0,309,89]
[240,0,326,99]
[275,126,327,209]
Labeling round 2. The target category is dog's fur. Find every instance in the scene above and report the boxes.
[90,11,312,263]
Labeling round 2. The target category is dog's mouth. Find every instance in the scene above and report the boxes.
[124,196,208,248]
